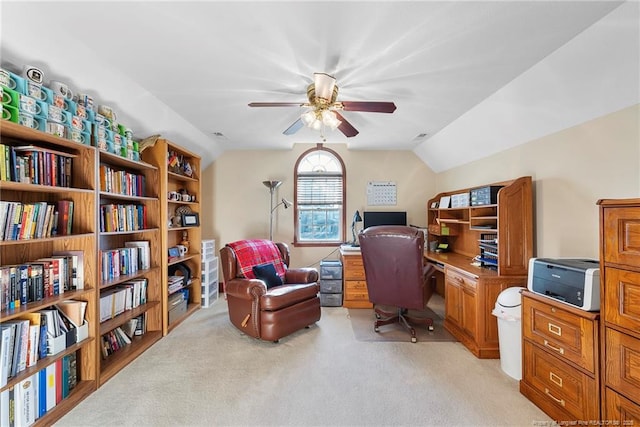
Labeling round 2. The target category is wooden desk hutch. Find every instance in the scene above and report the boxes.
[425,176,534,358]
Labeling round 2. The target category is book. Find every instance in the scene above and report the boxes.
[124,240,151,270]
[45,362,56,411]
[55,300,87,327]
[55,200,74,236]
[52,250,84,290]
[0,323,15,387]
[14,374,36,426]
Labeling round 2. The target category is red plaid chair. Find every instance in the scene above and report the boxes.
[220,239,321,342]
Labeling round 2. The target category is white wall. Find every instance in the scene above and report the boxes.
[436,104,640,259]
[201,145,436,268]
[203,104,638,269]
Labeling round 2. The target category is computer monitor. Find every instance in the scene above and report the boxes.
[363,211,407,229]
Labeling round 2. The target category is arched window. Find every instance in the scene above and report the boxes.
[294,145,346,246]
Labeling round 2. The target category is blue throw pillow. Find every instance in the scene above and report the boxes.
[252,263,284,289]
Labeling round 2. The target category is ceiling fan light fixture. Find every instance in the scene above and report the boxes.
[321,110,341,130]
[311,119,322,131]
[314,73,336,101]
[301,110,316,126]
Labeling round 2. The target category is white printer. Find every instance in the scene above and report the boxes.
[527,258,600,311]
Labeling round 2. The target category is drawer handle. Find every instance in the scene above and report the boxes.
[544,388,565,407]
[547,323,562,336]
[549,372,563,388]
[543,340,565,355]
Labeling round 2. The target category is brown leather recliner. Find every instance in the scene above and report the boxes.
[220,241,321,342]
[359,225,436,343]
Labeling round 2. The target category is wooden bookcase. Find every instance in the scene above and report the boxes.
[96,150,163,385]
[141,139,202,335]
[425,176,534,358]
[0,121,98,425]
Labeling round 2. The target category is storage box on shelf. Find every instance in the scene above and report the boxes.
[141,139,202,334]
[97,149,163,385]
[598,199,640,423]
[0,121,97,426]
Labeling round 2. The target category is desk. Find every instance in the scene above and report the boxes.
[425,250,527,358]
[341,247,526,357]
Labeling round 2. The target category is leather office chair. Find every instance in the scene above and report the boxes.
[220,239,321,342]
[358,225,436,343]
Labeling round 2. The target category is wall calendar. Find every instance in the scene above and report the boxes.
[367,181,397,206]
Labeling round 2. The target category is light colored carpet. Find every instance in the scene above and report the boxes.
[55,297,551,427]
[348,306,456,342]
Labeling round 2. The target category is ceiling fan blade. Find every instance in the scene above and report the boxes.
[283,118,304,135]
[334,112,359,138]
[248,102,304,107]
[340,101,397,113]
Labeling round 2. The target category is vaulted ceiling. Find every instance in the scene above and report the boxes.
[1,1,638,172]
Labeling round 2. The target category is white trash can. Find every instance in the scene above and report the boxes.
[492,287,526,380]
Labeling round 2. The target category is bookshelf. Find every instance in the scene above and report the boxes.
[141,139,202,335]
[0,121,97,425]
[96,149,163,385]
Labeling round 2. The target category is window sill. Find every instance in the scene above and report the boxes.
[293,241,343,248]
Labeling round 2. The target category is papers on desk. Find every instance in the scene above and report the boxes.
[340,244,361,252]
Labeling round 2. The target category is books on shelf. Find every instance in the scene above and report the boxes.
[99,279,147,323]
[99,203,147,233]
[0,201,60,241]
[0,352,77,427]
[99,164,147,196]
[124,240,151,270]
[55,300,87,327]
[1,144,75,187]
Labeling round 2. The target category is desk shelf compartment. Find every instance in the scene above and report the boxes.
[478,233,498,270]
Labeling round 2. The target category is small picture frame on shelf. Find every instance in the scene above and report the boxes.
[430,201,439,209]
[439,196,451,209]
[168,247,180,257]
[181,213,200,227]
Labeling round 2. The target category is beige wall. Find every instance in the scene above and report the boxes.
[201,144,437,268]
[436,104,640,259]
[202,104,639,269]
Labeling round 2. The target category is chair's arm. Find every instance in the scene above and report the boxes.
[284,268,319,284]
[225,278,267,300]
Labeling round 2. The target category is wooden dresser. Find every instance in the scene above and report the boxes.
[520,291,600,421]
[340,250,372,308]
[598,198,640,424]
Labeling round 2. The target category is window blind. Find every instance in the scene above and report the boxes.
[297,174,343,206]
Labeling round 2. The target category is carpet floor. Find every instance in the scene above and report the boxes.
[348,306,456,342]
[55,295,551,426]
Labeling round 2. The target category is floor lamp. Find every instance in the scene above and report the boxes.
[263,180,291,241]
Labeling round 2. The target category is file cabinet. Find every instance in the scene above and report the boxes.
[598,199,640,424]
[520,291,600,422]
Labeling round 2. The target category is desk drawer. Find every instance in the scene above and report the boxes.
[523,296,597,373]
[604,327,640,403]
[344,280,368,300]
[343,257,365,280]
[446,266,477,290]
[523,340,599,421]
[604,387,640,424]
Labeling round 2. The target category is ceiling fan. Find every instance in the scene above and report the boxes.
[248,73,397,138]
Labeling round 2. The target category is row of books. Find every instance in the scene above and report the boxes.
[99,164,147,197]
[0,144,74,187]
[100,314,146,360]
[99,203,148,233]
[0,251,83,312]
[100,241,150,282]
[99,279,148,323]
[0,352,77,427]
[0,301,86,388]
[0,199,73,241]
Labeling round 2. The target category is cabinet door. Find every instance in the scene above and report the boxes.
[445,280,461,325]
[604,267,640,332]
[605,387,640,425]
[461,286,477,338]
[603,206,640,267]
[604,327,640,403]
